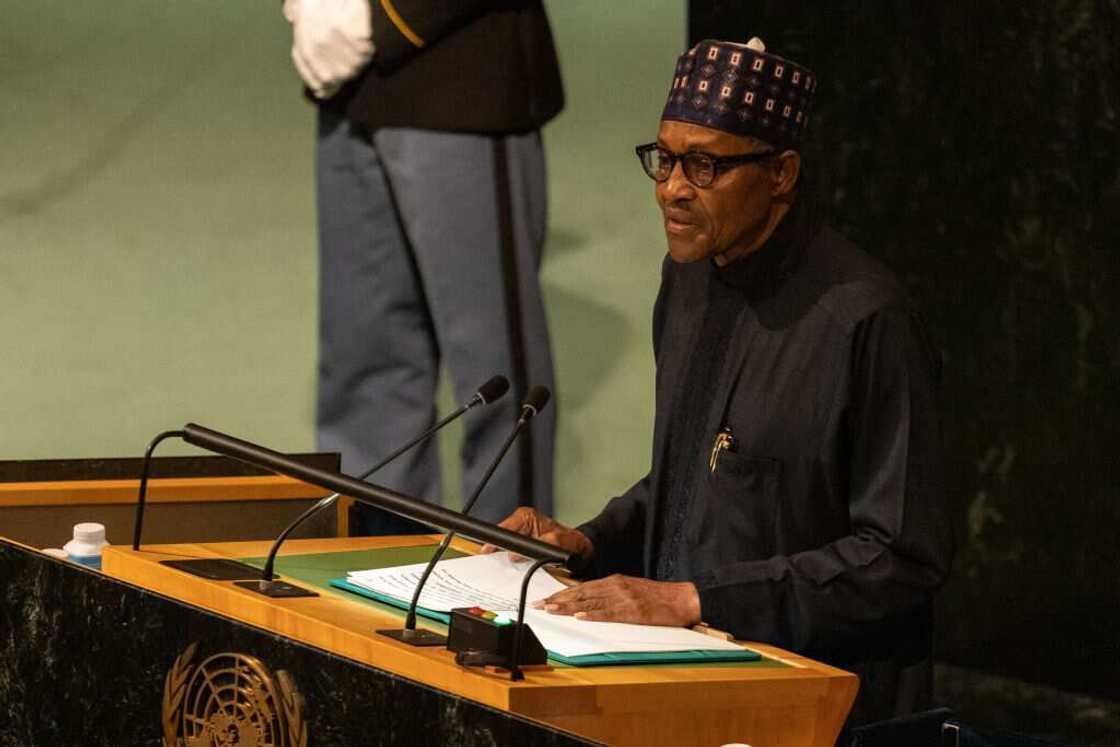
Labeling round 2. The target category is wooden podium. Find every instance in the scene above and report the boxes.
[103,535,858,746]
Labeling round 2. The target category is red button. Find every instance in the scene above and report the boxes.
[468,606,484,616]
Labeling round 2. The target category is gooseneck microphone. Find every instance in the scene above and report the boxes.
[257,375,510,586]
[379,385,551,646]
[177,423,571,565]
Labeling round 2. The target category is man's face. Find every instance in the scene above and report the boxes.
[655,120,777,264]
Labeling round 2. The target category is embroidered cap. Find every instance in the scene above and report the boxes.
[661,37,817,149]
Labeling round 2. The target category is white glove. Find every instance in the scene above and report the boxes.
[287,0,375,100]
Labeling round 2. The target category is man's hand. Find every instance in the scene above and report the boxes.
[286,0,374,100]
[481,507,594,562]
[532,574,702,627]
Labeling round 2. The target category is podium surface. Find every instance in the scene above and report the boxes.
[103,535,857,746]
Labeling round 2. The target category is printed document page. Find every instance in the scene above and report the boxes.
[346,552,745,658]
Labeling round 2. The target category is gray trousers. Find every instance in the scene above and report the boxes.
[315,110,556,527]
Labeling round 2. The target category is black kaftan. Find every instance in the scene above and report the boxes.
[578,201,953,726]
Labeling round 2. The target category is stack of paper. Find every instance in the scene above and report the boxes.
[343,552,750,660]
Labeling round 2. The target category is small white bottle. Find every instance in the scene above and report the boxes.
[63,522,109,570]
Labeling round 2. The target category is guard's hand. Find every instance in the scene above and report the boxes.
[288,0,374,99]
[532,574,702,628]
[480,507,594,562]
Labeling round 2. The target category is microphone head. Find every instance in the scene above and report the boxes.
[477,375,510,404]
[521,386,551,419]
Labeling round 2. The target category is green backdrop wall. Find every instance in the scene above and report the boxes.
[0,1,686,530]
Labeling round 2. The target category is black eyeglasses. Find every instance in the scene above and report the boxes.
[635,143,777,188]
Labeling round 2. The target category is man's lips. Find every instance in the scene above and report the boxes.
[664,211,697,235]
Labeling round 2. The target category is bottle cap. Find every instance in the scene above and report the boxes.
[73,522,106,544]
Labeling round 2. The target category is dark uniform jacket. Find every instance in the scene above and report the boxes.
[578,201,954,726]
[324,0,564,134]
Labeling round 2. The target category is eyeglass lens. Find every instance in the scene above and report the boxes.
[642,149,715,186]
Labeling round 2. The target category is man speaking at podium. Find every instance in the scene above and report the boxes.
[491,37,953,726]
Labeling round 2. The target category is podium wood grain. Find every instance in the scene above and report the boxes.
[103,536,857,746]
[0,475,330,506]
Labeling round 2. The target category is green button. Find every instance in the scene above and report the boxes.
[493,615,512,626]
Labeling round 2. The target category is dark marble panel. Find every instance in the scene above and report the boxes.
[691,0,1119,705]
[0,540,596,746]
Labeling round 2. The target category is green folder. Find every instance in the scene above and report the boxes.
[328,577,761,667]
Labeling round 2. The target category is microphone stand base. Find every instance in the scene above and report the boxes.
[378,628,448,647]
[233,579,318,598]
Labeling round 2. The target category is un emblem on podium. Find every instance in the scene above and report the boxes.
[161,643,308,747]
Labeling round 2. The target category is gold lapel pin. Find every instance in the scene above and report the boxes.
[708,427,737,473]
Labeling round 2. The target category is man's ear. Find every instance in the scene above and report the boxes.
[771,150,801,197]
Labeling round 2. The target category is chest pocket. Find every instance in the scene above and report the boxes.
[686,451,783,566]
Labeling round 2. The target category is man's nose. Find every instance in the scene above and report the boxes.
[660,159,695,201]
